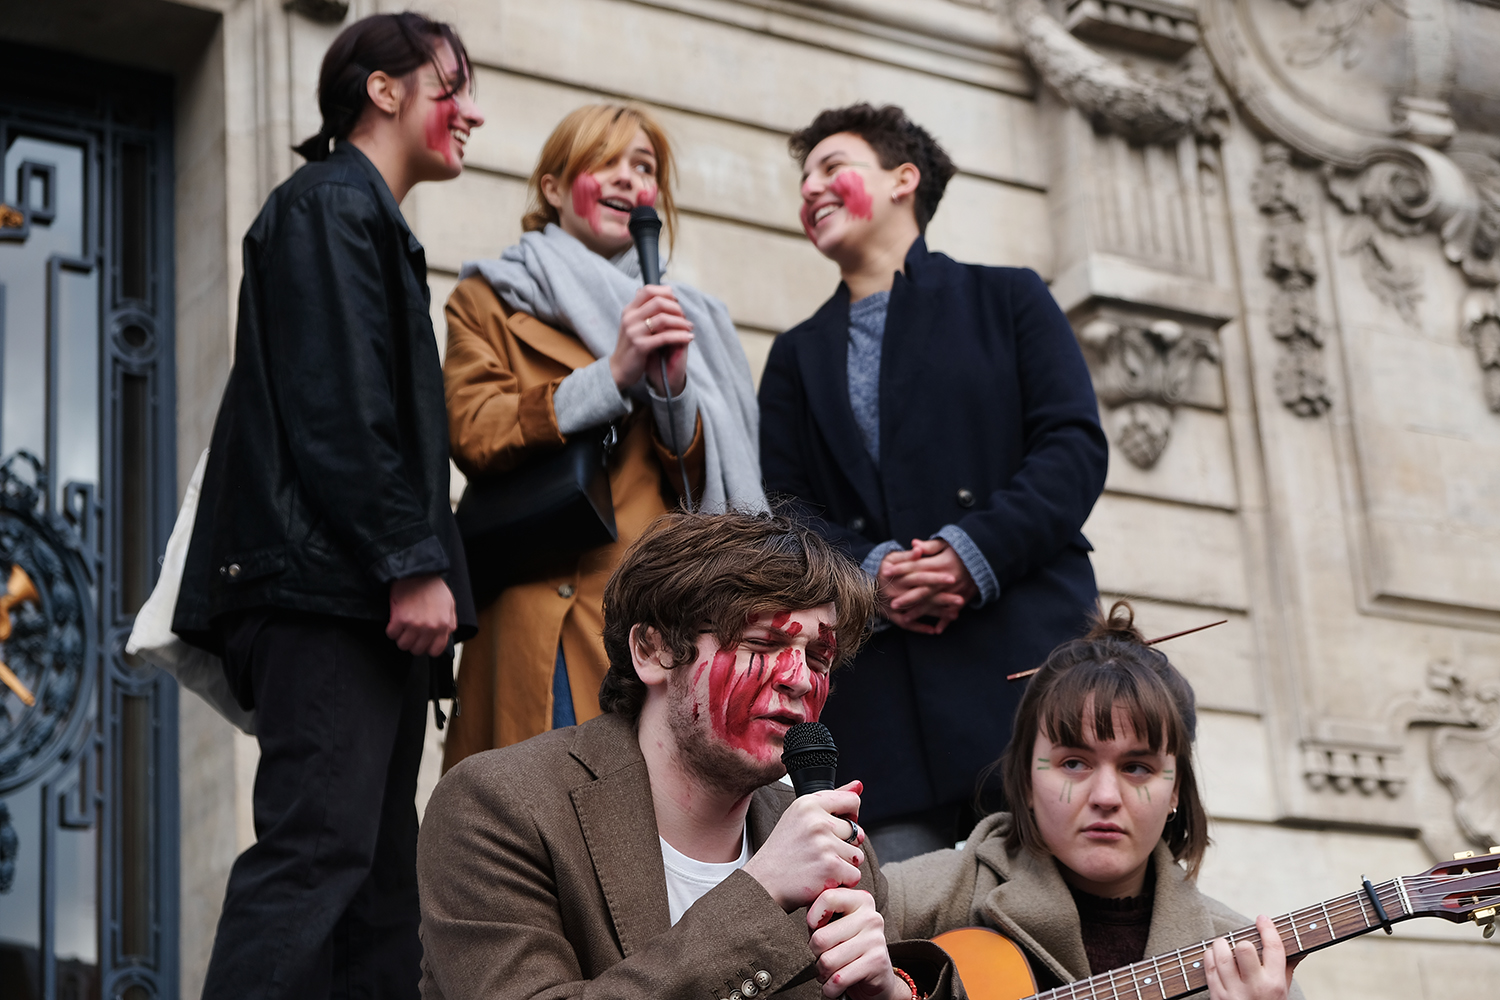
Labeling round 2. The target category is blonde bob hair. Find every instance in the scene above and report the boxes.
[522,103,679,250]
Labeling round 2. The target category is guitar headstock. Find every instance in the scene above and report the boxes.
[1406,847,1500,937]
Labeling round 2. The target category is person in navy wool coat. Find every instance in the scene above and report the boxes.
[758,104,1108,864]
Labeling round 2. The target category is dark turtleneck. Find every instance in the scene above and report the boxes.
[1067,861,1155,976]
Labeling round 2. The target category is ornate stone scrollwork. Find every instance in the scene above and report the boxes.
[1009,0,1227,142]
[1340,216,1423,324]
[1462,290,1500,411]
[1414,664,1500,848]
[1254,144,1333,416]
[1080,317,1219,468]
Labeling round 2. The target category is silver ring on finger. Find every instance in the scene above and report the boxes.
[844,818,861,845]
[644,316,654,333]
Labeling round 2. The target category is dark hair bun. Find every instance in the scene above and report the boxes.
[1083,599,1147,645]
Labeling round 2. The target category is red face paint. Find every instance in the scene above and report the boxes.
[636,184,658,208]
[830,170,873,220]
[817,622,839,661]
[424,97,462,167]
[706,644,827,762]
[571,173,603,233]
[769,610,802,635]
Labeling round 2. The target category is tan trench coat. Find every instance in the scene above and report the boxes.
[440,275,704,766]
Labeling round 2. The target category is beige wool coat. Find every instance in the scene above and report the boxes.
[416,712,959,1000]
[440,275,704,765]
[883,812,1306,998]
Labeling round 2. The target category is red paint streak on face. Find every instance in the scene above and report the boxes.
[770,611,791,629]
[424,97,462,167]
[830,170,873,220]
[571,173,603,233]
[818,622,839,661]
[706,644,826,759]
[636,185,658,208]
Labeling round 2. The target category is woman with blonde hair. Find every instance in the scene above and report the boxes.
[441,104,763,766]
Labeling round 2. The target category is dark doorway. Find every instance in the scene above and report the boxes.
[0,41,179,1000]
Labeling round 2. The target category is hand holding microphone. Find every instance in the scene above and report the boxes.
[742,722,865,913]
[611,206,692,396]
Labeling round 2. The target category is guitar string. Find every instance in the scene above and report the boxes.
[1023,871,1498,1000]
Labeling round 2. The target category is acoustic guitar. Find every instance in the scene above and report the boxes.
[932,847,1500,1000]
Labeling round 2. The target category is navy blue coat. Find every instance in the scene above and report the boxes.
[758,239,1108,824]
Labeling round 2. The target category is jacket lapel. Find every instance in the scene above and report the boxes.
[1143,841,1218,959]
[979,837,1091,982]
[568,716,673,957]
[794,287,884,516]
[504,303,599,373]
[879,240,944,469]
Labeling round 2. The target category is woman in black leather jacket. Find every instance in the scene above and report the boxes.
[173,14,483,999]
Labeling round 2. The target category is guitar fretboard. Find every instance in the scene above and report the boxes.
[1032,878,1407,1000]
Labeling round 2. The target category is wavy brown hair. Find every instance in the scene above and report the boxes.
[598,510,875,720]
[997,600,1211,879]
[522,103,679,250]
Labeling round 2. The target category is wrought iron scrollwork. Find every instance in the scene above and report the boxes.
[0,451,97,797]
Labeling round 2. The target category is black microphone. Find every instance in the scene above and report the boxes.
[627,204,693,509]
[781,722,839,796]
[628,205,662,285]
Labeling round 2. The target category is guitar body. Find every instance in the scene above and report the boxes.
[931,927,1037,1000]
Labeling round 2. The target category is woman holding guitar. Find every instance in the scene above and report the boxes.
[883,602,1303,1000]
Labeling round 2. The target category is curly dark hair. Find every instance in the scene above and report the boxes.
[996,600,1212,879]
[598,509,876,721]
[788,103,957,232]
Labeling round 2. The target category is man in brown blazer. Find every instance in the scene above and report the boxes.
[416,511,958,1000]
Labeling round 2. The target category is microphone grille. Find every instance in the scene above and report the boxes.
[781,721,838,770]
[628,205,661,230]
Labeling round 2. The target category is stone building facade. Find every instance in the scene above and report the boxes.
[1,1,1498,997]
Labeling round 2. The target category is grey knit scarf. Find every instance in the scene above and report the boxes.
[460,224,766,513]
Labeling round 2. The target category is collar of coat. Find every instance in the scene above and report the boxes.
[969,812,1220,984]
[331,140,426,259]
[565,712,793,957]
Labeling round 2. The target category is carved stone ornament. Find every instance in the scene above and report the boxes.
[1079,317,1219,467]
[1462,289,1500,411]
[1253,143,1333,416]
[1008,0,1228,143]
[1414,664,1500,848]
[1200,1,1500,410]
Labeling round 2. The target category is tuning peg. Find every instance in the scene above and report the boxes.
[1475,906,1497,939]
[1490,846,1500,855]
[1454,850,1477,860]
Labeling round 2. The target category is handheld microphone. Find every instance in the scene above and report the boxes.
[781,721,839,797]
[627,204,692,509]
[628,205,662,285]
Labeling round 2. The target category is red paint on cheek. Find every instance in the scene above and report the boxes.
[424,98,461,167]
[830,171,873,220]
[636,185,658,208]
[571,173,603,233]
[708,649,761,755]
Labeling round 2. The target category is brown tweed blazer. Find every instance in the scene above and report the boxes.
[883,812,1306,998]
[417,712,957,1000]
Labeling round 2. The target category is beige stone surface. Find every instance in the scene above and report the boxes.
[1084,493,1249,610]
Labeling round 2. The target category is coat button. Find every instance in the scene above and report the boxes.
[755,972,771,988]
[742,980,759,996]
[849,516,866,533]
[557,583,575,598]
[730,992,742,1000]
[226,563,242,578]
[956,488,976,508]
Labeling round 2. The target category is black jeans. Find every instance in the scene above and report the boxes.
[202,611,427,1000]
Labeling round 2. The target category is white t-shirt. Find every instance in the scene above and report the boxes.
[659,826,751,926]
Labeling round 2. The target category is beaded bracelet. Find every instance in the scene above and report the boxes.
[891,967,926,1000]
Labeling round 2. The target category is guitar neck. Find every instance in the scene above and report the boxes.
[1033,877,1409,1000]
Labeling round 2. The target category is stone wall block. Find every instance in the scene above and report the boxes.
[1083,494,1248,610]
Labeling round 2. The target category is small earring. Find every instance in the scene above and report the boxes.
[890,192,899,202]
[1167,808,1178,821]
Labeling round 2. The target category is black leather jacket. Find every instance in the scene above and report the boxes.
[175,143,474,650]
